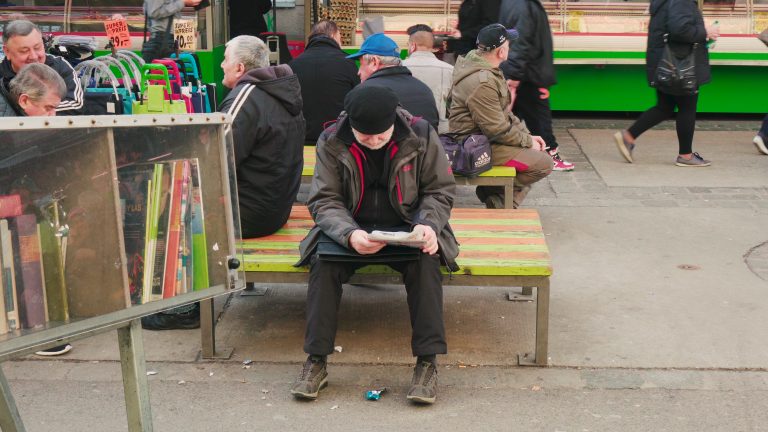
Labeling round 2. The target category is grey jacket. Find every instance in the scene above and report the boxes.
[145,0,184,34]
[297,108,459,270]
[403,51,454,134]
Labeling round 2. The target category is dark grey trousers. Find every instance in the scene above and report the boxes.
[303,253,447,357]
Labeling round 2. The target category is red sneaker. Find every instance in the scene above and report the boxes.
[548,148,574,171]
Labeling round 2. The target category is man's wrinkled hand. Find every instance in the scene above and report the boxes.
[531,135,547,151]
[348,229,386,255]
[413,224,438,255]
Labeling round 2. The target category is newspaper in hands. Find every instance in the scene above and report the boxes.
[368,230,426,248]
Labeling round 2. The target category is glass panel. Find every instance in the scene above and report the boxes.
[0,117,241,346]
[0,2,205,50]
[561,1,651,35]
[701,0,751,34]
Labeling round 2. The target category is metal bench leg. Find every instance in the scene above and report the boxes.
[200,298,233,360]
[240,282,269,296]
[117,319,153,432]
[518,279,550,366]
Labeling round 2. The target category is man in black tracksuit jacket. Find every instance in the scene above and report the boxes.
[219,35,305,238]
[0,20,83,115]
[289,20,360,145]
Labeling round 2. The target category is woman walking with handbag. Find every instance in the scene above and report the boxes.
[614,0,719,167]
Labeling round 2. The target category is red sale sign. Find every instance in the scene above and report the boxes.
[104,19,131,49]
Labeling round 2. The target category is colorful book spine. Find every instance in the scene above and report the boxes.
[11,214,47,329]
[0,233,8,334]
[190,160,209,291]
[149,163,172,302]
[118,164,155,305]
[144,163,168,303]
[39,220,67,322]
[178,160,192,295]
[162,162,184,299]
[141,177,154,304]
[0,195,22,219]
[0,220,19,331]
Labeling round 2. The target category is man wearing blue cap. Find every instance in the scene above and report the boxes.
[347,33,440,131]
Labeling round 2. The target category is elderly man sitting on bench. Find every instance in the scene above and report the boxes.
[291,86,458,405]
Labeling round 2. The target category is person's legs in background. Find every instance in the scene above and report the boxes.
[671,92,709,166]
[670,92,709,167]
[513,82,574,171]
[754,114,768,155]
[615,90,676,163]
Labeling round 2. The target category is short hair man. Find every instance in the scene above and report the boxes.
[289,20,360,145]
[3,63,66,117]
[0,20,83,115]
[218,35,305,238]
[348,33,440,132]
[402,24,454,133]
[449,24,552,209]
[291,86,458,405]
[142,35,305,331]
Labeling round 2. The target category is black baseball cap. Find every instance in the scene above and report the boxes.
[476,23,519,51]
[344,86,399,135]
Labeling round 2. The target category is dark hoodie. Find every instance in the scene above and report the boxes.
[499,0,556,87]
[219,64,306,237]
[646,0,711,88]
[289,35,360,144]
[360,66,440,132]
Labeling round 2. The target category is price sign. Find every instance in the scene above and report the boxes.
[173,20,196,51]
[104,18,131,49]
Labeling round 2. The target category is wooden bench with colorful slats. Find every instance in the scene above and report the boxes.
[236,205,552,366]
[302,147,518,209]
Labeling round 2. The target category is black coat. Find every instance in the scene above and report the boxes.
[456,0,501,56]
[499,0,556,87]
[646,0,711,88]
[288,36,360,143]
[218,65,305,235]
[229,0,272,38]
[360,66,440,131]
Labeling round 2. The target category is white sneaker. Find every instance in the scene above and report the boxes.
[35,344,72,356]
[754,134,768,155]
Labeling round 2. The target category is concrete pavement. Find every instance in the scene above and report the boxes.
[4,118,768,431]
